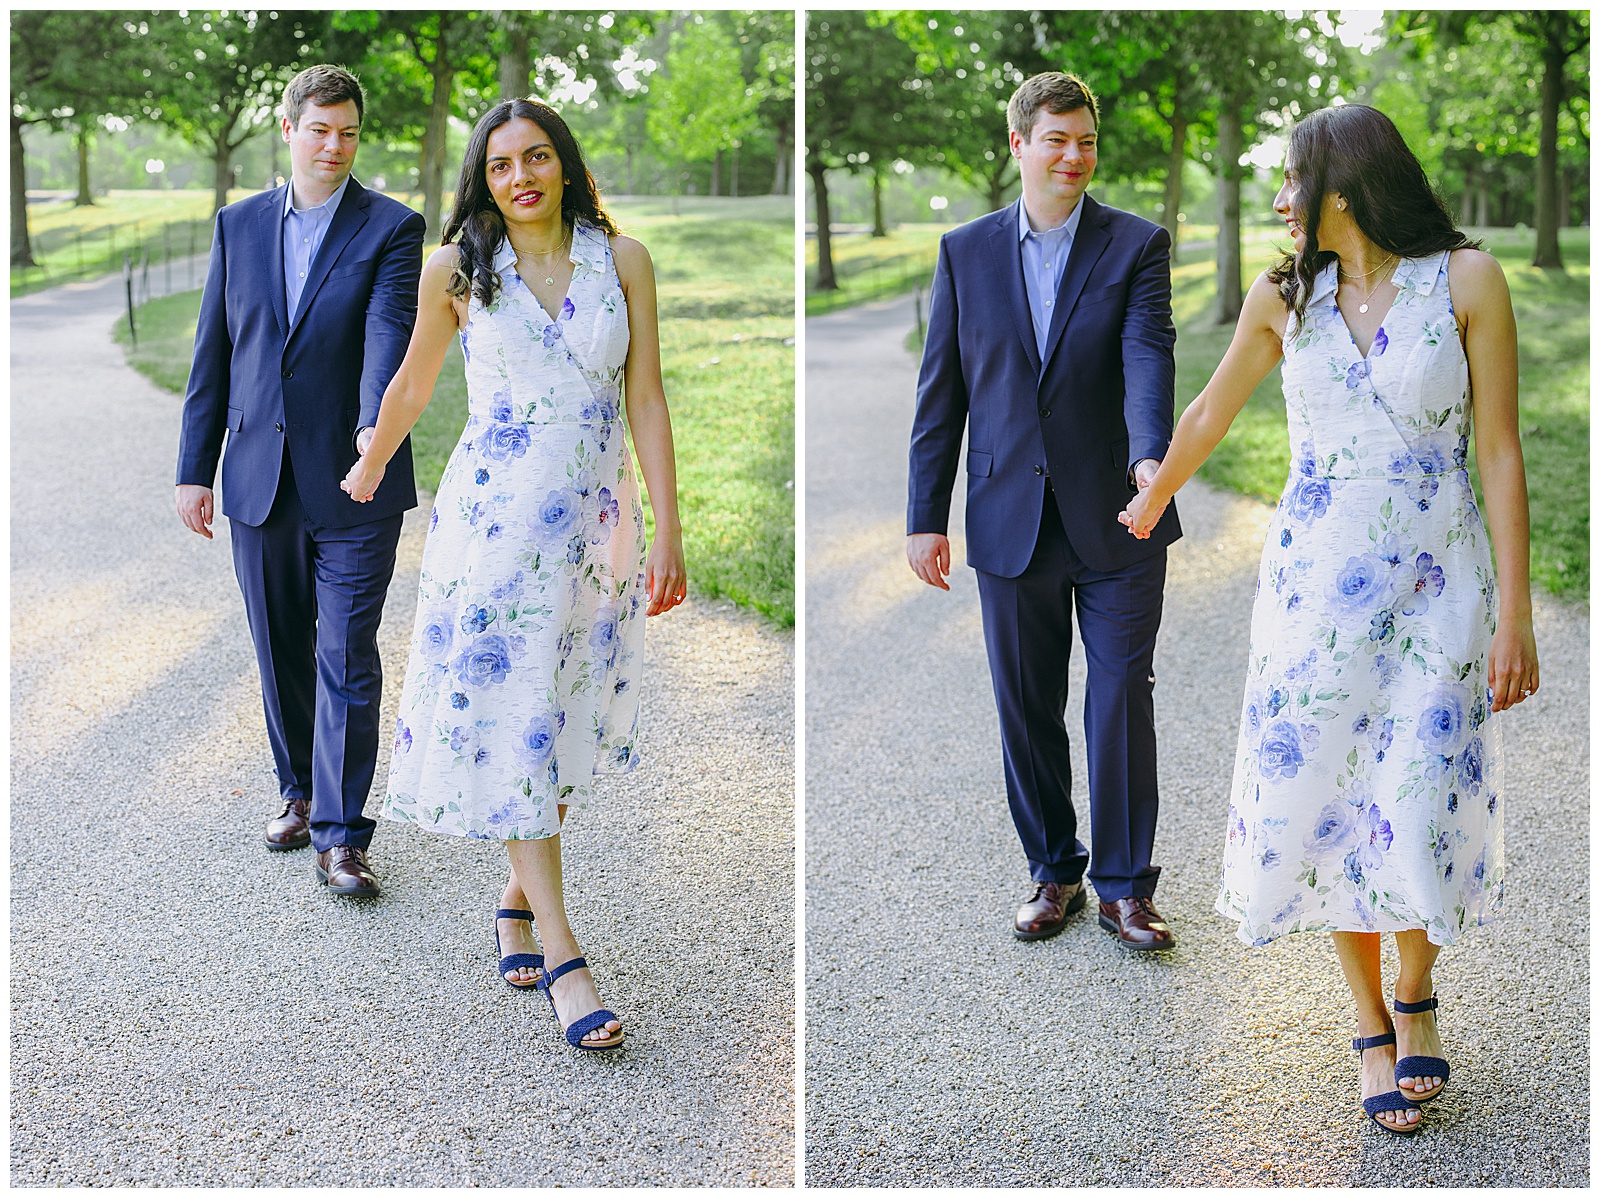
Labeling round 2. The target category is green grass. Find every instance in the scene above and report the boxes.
[805,225,945,315]
[899,224,1589,599]
[113,195,795,624]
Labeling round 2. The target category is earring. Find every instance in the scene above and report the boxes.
[1337,200,1346,211]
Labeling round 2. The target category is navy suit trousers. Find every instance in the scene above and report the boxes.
[229,447,403,852]
[975,491,1166,899]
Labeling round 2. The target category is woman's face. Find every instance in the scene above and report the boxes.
[484,116,565,227]
[1273,158,1308,251]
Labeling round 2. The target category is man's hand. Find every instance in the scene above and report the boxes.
[356,426,375,456]
[176,485,215,540]
[907,532,952,591]
[1133,458,1160,491]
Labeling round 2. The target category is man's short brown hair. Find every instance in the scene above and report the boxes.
[283,64,365,129]
[1007,72,1099,141]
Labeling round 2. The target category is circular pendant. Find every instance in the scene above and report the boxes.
[1358,303,1370,313]
[545,275,555,285]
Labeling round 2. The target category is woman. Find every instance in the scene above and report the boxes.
[1121,104,1538,1133]
[342,98,687,1052]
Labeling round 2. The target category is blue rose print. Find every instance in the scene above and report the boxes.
[1417,683,1471,758]
[475,468,490,485]
[453,635,513,688]
[478,422,531,462]
[532,487,583,544]
[514,711,564,773]
[1260,720,1311,780]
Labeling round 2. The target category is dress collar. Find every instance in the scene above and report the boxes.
[1311,248,1452,308]
[494,221,600,277]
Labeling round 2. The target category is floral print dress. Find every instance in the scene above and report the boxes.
[1217,251,1504,947]
[383,223,646,840]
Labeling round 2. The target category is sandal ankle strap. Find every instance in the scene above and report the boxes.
[495,908,535,921]
[1353,1031,1397,1052]
[1393,994,1439,1016]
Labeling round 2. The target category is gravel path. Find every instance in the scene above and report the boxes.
[803,293,1587,1186]
[11,268,795,1186]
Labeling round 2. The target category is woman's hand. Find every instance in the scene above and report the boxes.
[644,532,687,616]
[1487,614,1539,712]
[1118,488,1169,539]
[341,455,386,504]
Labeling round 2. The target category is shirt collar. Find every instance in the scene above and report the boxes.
[285,173,351,218]
[1015,195,1084,243]
[493,221,596,275]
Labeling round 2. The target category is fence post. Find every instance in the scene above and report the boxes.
[140,248,149,305]
[914,284,924,343]
[187,219,196,289]
[123,251,136,346]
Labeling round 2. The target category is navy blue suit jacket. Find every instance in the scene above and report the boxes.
[908,193,1181,576]
[177,177,426,528]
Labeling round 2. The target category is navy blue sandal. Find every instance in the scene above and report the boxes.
[493,908,543,991]
[1393,994,1449,1102]
[535,957,624,1051]
[1353,1031,1422,1134]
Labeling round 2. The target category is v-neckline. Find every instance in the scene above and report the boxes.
[507,234,578,326]
[1333,266,1402,361]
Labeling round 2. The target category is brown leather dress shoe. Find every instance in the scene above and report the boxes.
[1014,879,1087,941]
[264,798,311,851]
[314,845,380,897]
[1097,896,1175,950]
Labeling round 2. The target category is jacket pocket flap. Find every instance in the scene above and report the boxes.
[966,449,993,477]
[226,407,244,432]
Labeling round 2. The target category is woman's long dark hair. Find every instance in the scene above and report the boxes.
[443,97,618,308]
[1268,104,1478,329]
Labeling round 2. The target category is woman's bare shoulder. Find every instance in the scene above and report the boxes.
[607,233,654,282]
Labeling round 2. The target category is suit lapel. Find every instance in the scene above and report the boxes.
[1040,193,1111,375]
[987,204,1041,377]
[287,178,371,341]
[260,185,289,339]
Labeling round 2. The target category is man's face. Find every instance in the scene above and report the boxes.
[281,99,360,192]
[1010,106,1097,210]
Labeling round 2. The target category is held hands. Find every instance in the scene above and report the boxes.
[1118,460,1167,539]
[341,454,385,503]
[1487,615,1539,713]
[906,533,951,590]
[644,533,687,616]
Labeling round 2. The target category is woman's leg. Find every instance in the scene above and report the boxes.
[1393,929,1446,1098]
[507,808,622,1046]
[496,805,567,984]
[1332,931,1420,1130]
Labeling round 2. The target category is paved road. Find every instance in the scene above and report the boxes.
[11,269,794,1185]
[804,293,1588,1186]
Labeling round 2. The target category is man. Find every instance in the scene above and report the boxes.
[906,72,1182,949]
[176,64,426,897]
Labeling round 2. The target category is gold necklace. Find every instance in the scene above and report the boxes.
[1340,253,1397,314]
[514,233,571,286]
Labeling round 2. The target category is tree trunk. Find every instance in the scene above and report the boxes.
[809,159,836,290]
[711,148,721,197]
[1214,105,1244,323]
[75,124,94,206]
[730,144,739,198]
[1162,112,1188,262]
[1531,33,1565,268]
[871,165,887,237]
[986,166,1008,213]
[422,43,454,237]
[11,114,36,268]
[499,22,531,99]
[212,142,234,215]
[1474,181,1488,227]
[1558,163,1571,227]
[769,120,791,194]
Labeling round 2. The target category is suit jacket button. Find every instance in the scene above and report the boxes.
[275,422,284,432]
[1040,408,1052,419]
[1033,465,1044,475]
[282,369,293,379]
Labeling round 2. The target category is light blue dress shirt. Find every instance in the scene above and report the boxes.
[1017,194,1085,359]
[283,175,350,322]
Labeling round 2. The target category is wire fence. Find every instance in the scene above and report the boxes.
[805,245,940,317]
[11,216,215,298]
